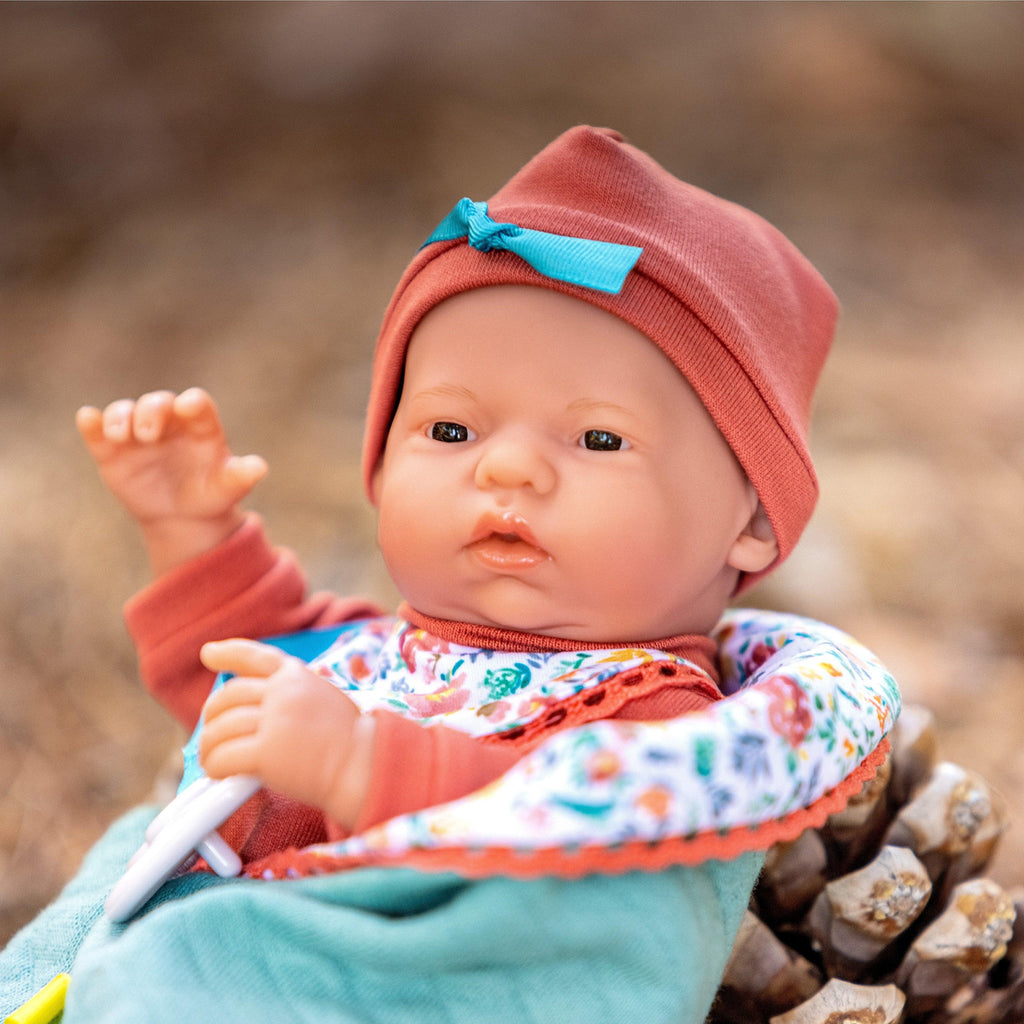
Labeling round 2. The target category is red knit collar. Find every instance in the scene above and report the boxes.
[399,602,719,685]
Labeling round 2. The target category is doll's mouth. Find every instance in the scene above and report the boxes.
[468,514,550,571]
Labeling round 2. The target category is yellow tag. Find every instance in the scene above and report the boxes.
[4,974,70,1024]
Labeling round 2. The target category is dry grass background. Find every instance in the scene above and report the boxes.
[1,2,1022,948]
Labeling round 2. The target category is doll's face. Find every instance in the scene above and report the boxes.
[373,286,777,640]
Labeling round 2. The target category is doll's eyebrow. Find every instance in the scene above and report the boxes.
[565,397,636,420]
[408,384,479,405]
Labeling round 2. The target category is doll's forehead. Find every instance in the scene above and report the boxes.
[400,284,686,387]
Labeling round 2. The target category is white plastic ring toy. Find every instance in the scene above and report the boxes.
[105,774,261,923]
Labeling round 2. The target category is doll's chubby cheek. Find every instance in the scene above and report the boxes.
[375,508,413,573]
[368,462,385,508]
[374,509,444,607]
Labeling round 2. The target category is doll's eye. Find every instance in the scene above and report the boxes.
[431,421,474,443]
[581,429,628,451]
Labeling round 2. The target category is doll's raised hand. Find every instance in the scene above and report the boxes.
[76,388,267,576]
[198,639,374,830]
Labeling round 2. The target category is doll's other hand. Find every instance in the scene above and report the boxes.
[76,388,267,575]
[198,639,372,830]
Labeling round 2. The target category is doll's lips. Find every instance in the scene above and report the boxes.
[468,512,550,571]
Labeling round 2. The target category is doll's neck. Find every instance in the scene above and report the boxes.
[399,603,719,684]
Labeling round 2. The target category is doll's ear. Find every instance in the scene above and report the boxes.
[726,500,779,574]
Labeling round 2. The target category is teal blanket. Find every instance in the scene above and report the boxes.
[1,806,761,1023]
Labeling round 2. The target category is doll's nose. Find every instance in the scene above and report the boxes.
[473,435,556,495]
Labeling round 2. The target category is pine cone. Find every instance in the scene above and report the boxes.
[710,705,1021,1024]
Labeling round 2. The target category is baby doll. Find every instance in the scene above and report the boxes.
[6,127,859,1023]
[73,127,836,875]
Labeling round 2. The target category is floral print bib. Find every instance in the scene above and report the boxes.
[242,608,900,881]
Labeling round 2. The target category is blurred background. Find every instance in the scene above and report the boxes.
[1,2,1022,946]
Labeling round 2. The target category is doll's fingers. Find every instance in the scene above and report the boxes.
[200,733,262,781]
[200,638,288,678]
[75,406,106,446]
[200,702,262,751]
[100,399,136,443]
[221,454,269,492]
[174,387,223,438]
[131,390,176,442]
[202,677,269,719]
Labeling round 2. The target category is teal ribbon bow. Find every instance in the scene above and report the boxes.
[422,198,642,295]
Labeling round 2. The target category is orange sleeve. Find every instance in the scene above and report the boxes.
[351,712,524,833]
[124,513,382,730]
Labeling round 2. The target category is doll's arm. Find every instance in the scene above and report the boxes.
[198,639,374,830]
[76,388,267,578]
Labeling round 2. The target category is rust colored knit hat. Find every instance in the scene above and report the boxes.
[362,126,838,586]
